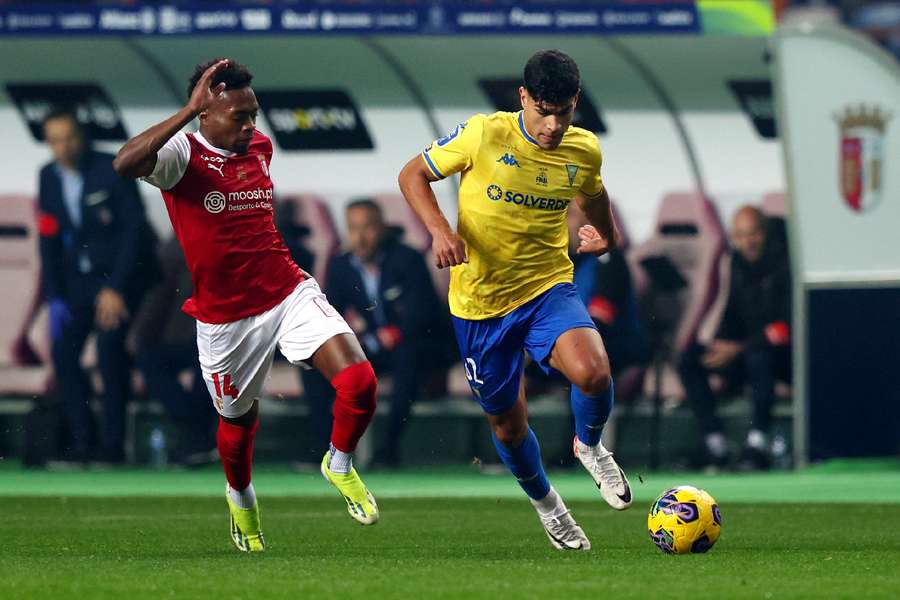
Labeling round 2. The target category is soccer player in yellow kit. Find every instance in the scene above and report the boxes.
[399,50,632,550]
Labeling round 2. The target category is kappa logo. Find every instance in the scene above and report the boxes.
[497,153,521,167]
[204,190,227,214]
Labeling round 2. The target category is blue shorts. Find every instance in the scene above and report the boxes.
[452,282,597,415]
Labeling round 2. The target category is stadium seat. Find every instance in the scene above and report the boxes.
[762,191,787,217]
[0,195,51,396]
[277,195,341,283]
[629,191,726,352]
[627,191,727,400]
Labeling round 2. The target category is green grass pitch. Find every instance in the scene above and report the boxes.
[2,462,899,599]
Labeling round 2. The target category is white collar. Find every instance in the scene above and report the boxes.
[194,131,236,157]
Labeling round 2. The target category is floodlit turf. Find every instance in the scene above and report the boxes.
[2,473,900,598]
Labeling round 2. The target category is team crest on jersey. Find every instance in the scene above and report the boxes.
[835,105,891,213]
[565,164,579,187]
[204,191,227,214]
[536,167,548,186]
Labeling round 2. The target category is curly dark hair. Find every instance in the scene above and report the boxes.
[187,58,253,98]
[523,50,580,105]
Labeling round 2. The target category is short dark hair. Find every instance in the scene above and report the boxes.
[187,58,253,98]
[346,198,383,222]
[523,50,580,105]
[42,107,80,130]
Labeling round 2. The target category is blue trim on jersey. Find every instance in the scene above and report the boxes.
[518,112,539,146]
[422,152,445,179]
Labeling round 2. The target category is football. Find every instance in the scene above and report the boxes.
[647,485,721,554]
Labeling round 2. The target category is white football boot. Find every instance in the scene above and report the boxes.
[531,488,591,551]
[573,436,633,510]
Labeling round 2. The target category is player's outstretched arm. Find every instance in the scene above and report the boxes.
[113,59,229,179]
[398,156,467,269]
[575,187,618,257]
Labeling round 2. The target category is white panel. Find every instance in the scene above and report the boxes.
[777,26,900,283]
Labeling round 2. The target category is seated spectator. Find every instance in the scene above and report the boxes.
[38,108,159,464]
[128,236,217,466]
[301,199,454,467]
[677,206,791,470]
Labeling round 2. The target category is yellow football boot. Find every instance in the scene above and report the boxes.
[226,489,266,552]
[321,452,379,525]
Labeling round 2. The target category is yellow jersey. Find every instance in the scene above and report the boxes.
[423,111,604,320]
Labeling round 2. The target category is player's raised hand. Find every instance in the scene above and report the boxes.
[576,224,611,256]
[187,59,229,115]
[433,229,468,269]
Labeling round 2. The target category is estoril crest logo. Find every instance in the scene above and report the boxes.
[204,191,227,214]
[496,153,521,167]
[565,164,579,187]
[835,105,892,213]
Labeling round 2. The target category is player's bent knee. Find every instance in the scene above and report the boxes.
[571,365,612,397]
[332,360,378,415]
[493,421,528,447]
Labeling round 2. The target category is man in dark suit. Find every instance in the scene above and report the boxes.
[677,206,791,470]
[37,109,158,464]
[301,199,453,467]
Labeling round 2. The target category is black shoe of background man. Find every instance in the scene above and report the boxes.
[697,448,731,473]
[737,445,771,472]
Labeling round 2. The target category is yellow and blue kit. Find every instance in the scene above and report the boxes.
[423,111,606,413]
[423,110,604,321]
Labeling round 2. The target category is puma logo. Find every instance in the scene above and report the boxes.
[207,163,225,177]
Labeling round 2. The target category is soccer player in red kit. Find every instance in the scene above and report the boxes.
[114,59,378,552]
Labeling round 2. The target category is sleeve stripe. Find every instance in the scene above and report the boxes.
[581,186,605,200]
[422,151,445,179]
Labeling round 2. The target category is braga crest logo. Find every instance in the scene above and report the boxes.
[835,105,891,213]
[204,191,227,214]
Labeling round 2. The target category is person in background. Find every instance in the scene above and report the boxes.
[302,199,453,468]
[37,108,159,464]
[677,205,791,470]
[128,236,217,466]
[567,203,649,382]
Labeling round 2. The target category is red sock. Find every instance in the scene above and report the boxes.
[330,361,377,452]
[217,416,259,491]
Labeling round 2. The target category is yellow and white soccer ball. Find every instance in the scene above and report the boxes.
[647,485,721,554]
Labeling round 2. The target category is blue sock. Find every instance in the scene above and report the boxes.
[491,428,551,500]
[571,378,614,446]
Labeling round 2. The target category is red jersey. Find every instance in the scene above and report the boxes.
[144,130,303,323]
